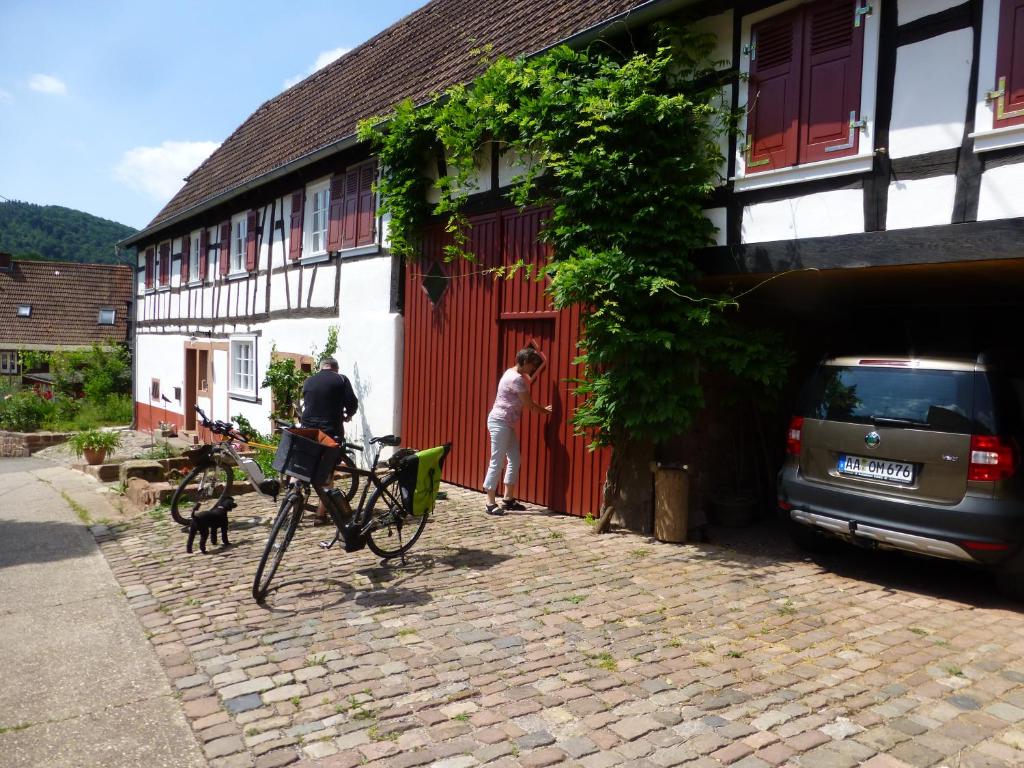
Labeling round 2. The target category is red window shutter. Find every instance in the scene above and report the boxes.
[180,236,190,283]
[355,162,376,247]
[198,229,208,280]
[747,10,803,172]
[799,0,865,163]
[341,169,359,249]
[245,210,258,271]
[144,247,154,288]
[219,221,231,276]
[289,191,304,260]
[159,242,170,285]
[993,0,1024,128]
[327,175,345,252]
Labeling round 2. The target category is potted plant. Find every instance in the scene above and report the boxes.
[69,429,123,465]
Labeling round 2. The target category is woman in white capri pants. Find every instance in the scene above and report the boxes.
[482,348,552,515]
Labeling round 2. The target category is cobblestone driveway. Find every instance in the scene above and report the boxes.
[95,487,1024,768]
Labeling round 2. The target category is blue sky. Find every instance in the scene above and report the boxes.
[0,0,426,231]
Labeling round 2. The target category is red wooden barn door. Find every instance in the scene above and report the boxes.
[401,207,609,516]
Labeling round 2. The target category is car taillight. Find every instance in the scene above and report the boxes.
[786,416,803,457]
[968,435,1016,482]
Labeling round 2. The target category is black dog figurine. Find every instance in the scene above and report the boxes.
[187,496,235,554]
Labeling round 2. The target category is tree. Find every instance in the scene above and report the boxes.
[361,27,791,532]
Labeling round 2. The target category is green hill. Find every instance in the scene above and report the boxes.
[0,200,137,265]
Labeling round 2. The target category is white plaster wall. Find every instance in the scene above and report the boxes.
[741,189,865,243]
[888,30,972,158]
[338,255,401,453]
[899,0,964,25]
[692,9,733,68]
[703,207,728,246]
[497,148,542,189]
[977,164,1024,221]
[134,332,188,418]
[885,175,957,229]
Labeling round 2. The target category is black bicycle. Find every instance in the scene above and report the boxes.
[170,406,362,528]
[252,427,450,603]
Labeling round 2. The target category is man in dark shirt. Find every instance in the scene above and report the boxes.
[301,357,358,524]
[300,357,358,442]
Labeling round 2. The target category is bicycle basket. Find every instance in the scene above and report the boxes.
[272,428,341,484]
[394,443,452,518]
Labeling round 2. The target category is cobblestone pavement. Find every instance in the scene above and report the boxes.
[93,486,1024,768]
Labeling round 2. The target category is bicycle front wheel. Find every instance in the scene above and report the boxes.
[365,472,429,559]
[170,462,233,527]
[253,491,303,602]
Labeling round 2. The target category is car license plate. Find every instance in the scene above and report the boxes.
[837,454,914,484]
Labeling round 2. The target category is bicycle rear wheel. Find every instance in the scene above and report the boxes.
[332,451,359,503]
[253,491,303,602]
[170,462,233,527]
[365,472,429,559]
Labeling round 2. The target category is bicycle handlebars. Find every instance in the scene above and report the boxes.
[193,404,239,439]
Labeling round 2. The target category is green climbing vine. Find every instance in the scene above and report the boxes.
[360,25,791,457]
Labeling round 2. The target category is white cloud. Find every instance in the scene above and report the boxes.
[28,74,67,95]
[0,89,11,104]
[283,47,351,89]
[114,140,221,201]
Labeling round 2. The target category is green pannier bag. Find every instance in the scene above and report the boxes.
[396,443,452,517]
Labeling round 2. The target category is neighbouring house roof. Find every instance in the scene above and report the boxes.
[0,260,133,350]
[127,0,679,246]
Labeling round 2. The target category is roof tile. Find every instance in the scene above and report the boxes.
[148,0,651,231]
[0,261,133,349]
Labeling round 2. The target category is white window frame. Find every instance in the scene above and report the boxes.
[304,177,331,259]
[229,335,257,399]
[16,305,31,317]
[189,229,202,284]
[230,214,247,275]
[971,0,1024,152]
[0,351,19,374]
[153,246,163,288]
[732,0,882,192]
[98,308,116,326]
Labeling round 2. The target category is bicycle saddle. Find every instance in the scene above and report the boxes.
[370,435,401,446]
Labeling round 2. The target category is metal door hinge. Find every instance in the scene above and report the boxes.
[987,76,1024,121]
[855,0,873,27]
[744,135,770,168]
[825,111,867,153]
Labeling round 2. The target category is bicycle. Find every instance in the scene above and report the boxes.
[252,426,450,603]
[169,405,362,528]
[169,405,282,527]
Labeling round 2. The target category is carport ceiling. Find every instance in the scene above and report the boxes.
[702,258,1024,315]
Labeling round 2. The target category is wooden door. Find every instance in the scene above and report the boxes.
[184,348,197,431]
[497,318,556,504]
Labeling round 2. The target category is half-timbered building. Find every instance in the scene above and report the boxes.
[122,0,1024,518]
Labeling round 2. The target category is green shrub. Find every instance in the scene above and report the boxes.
[141,440,178,460]
[233,414,280,478]
[0,391,54,431]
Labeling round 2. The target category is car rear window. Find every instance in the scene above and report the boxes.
[800,366,980,433]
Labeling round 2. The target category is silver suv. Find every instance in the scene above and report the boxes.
[778,355,1024,597]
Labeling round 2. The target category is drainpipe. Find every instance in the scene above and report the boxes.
[119,244,139,431]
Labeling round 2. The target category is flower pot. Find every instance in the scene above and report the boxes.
[83,447,107,465]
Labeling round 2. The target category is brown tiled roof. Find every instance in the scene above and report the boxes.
[0,261,133,349]
[144,0,660,235]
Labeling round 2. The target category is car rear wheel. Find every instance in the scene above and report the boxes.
[789,520,834,554]
[995,552,1024,602]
